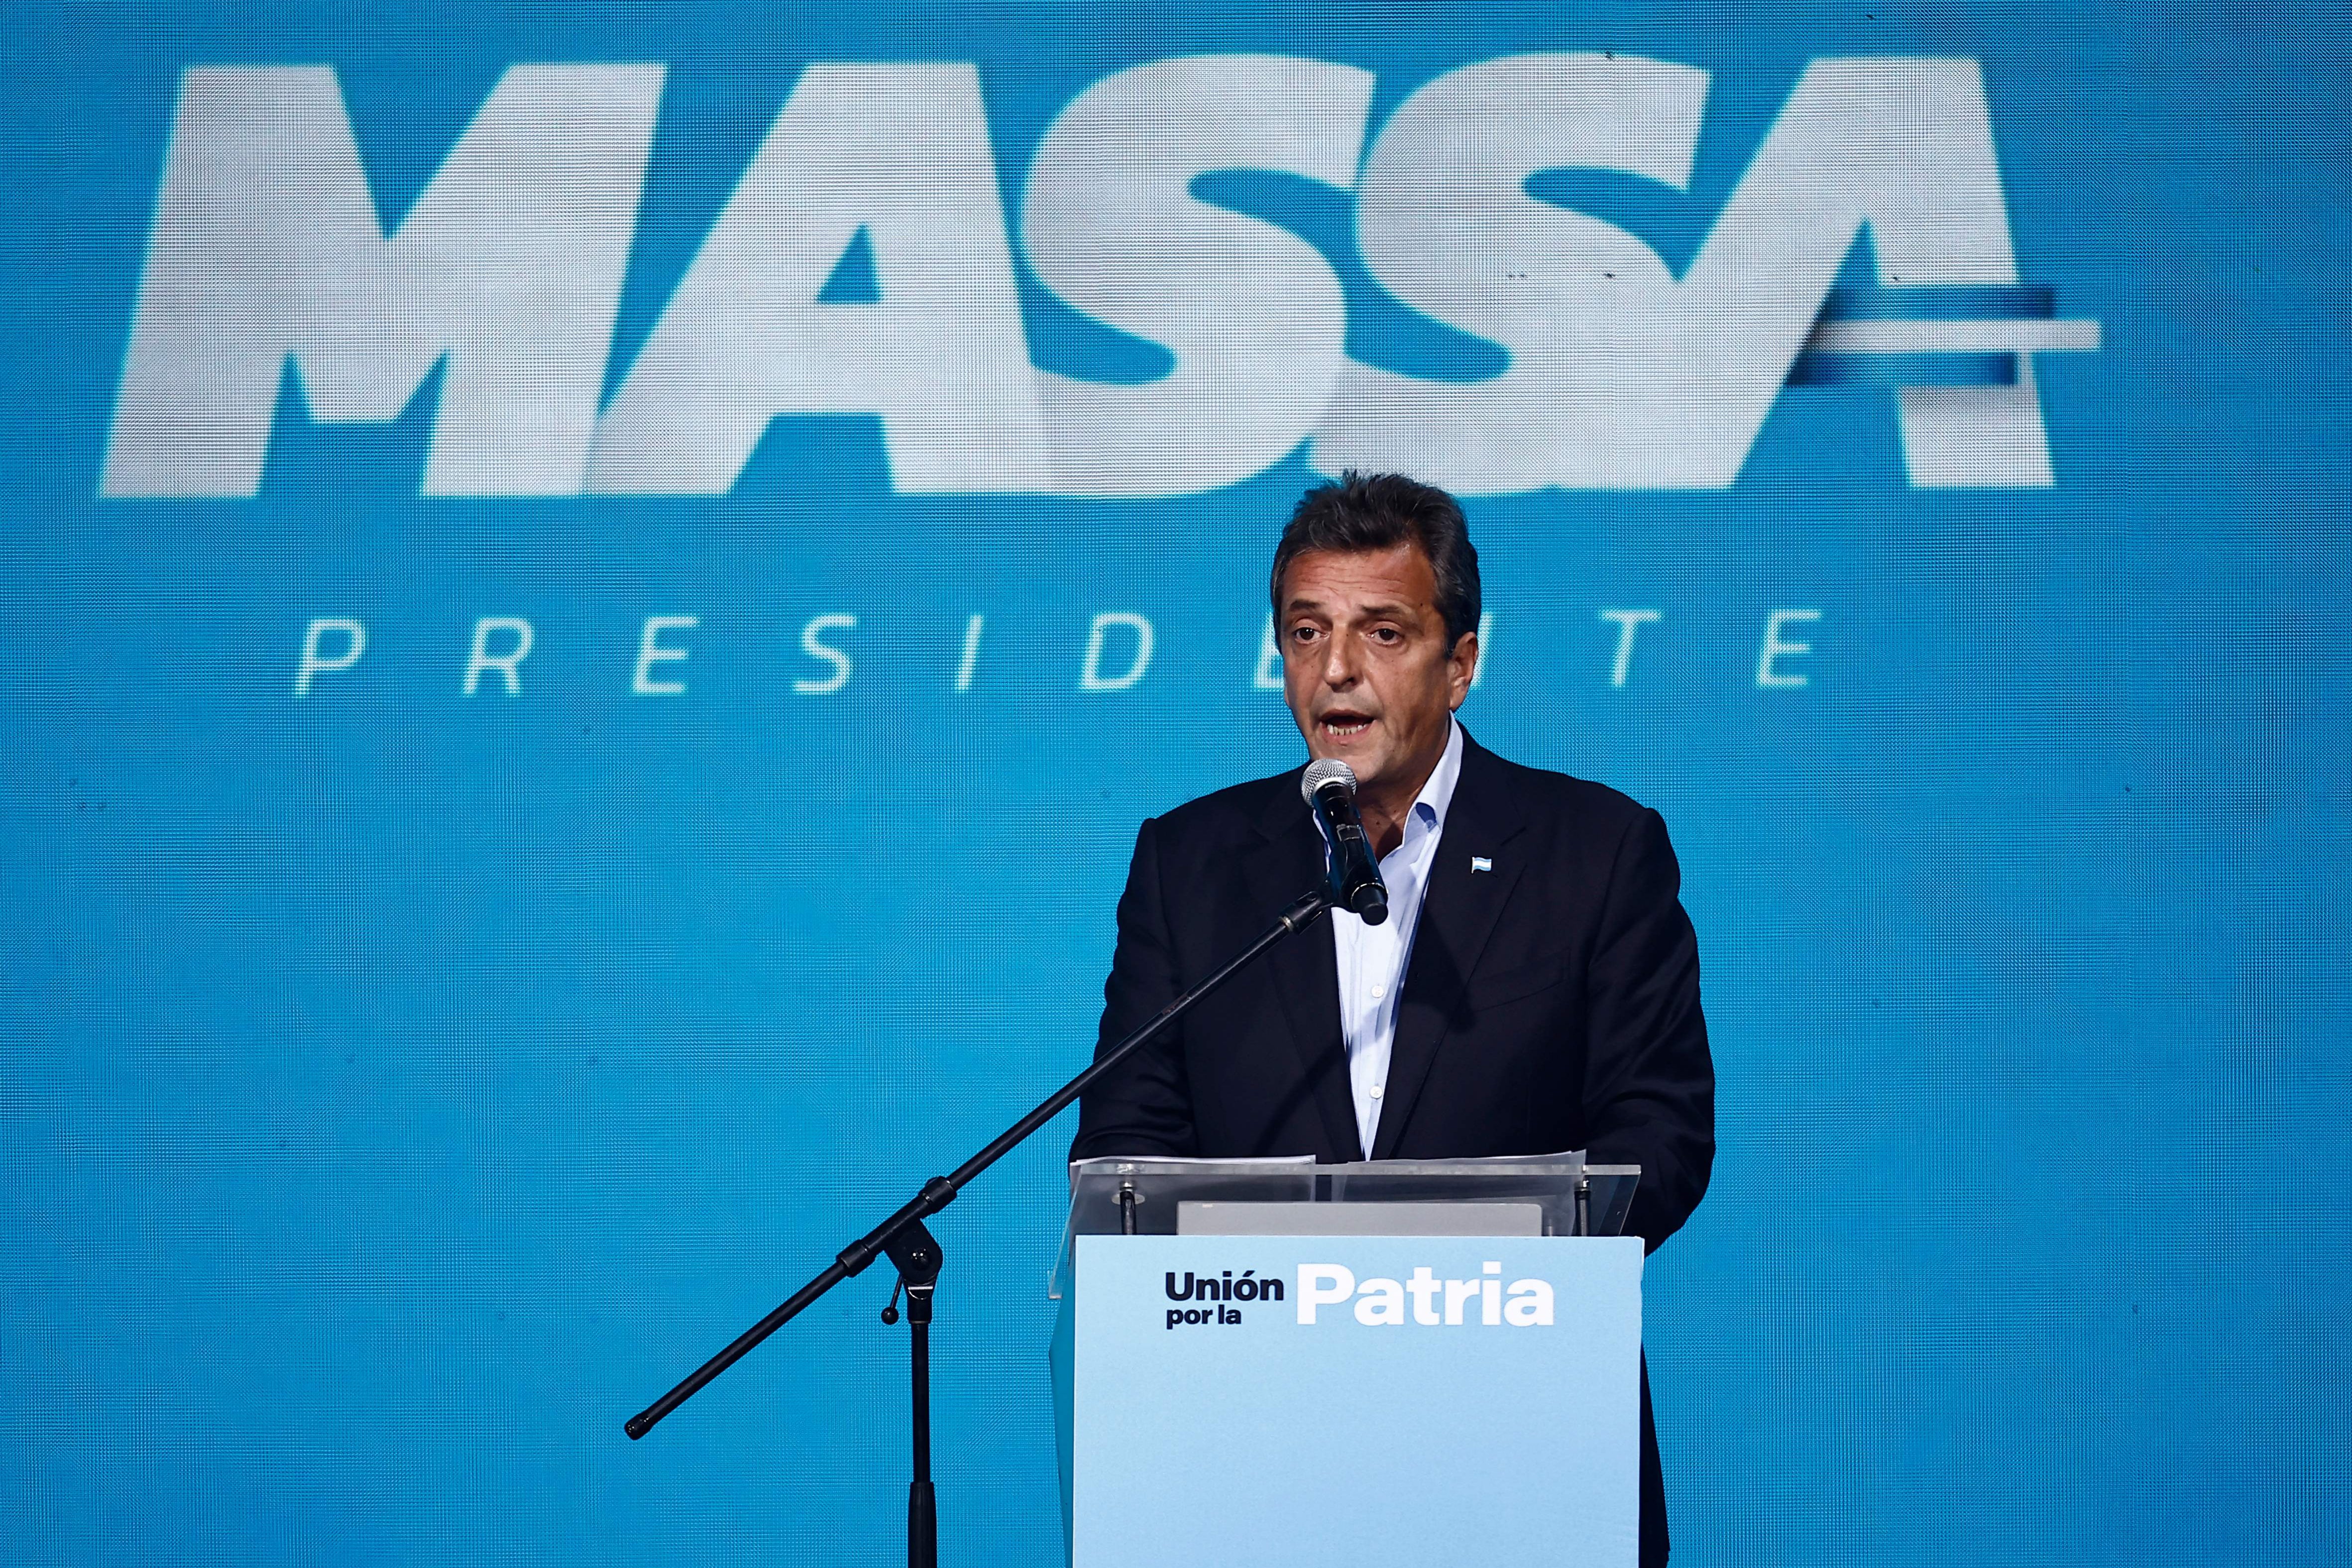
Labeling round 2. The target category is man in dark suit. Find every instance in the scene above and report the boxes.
[1072,471,1713,1567]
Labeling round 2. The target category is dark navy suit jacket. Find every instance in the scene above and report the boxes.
[1072,732,1714,1564]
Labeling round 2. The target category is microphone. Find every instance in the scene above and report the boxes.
[1301,759,1389,925]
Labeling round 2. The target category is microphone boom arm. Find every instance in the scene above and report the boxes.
[623,882,1337,1443]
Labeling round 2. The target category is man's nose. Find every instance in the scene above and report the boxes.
[1321,636,1363,686]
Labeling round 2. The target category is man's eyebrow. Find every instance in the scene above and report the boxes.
[1283,597,1421,619]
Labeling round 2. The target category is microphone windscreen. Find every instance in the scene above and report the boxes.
[1300,758,1357,805]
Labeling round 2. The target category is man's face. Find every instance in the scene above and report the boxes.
[1278,542,1477,799]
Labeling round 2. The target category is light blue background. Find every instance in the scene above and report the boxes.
[0,4,2347,1568]
[1072,1236,1642,1568]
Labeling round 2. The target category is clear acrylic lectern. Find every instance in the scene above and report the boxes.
[1050,1153,1645,1568]
[1050,1151,1638,1298]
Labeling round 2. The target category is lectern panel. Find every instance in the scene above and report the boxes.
[1067,1234,1642,1568]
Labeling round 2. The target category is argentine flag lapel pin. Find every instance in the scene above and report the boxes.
[1470,856,1493,874]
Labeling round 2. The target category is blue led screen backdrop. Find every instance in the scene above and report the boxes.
[1,3,2346,1566]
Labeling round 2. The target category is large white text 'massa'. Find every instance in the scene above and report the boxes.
[104,55,2096,499]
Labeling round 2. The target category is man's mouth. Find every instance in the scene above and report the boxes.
[1320,712,1375,739]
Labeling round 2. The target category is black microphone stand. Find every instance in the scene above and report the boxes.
[625,884,1337,1568]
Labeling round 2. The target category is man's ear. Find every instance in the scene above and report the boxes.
[1448,630,1478,707]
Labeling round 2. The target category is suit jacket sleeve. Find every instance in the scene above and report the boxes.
[1069,815,1199,1159]
[1582,806,1715,1252]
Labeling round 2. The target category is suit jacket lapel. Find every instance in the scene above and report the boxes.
[1250,780,1361,1161]
[1370,734,1528,1160]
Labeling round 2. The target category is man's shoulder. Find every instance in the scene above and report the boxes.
[1466,739,1659,834]
[1145,766,1299,848]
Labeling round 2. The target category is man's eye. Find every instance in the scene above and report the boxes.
[1290,625,1320,643]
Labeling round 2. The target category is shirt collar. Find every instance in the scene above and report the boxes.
[1405,716,1464,843]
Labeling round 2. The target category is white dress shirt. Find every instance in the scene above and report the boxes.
[1330,717,1463,1156]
